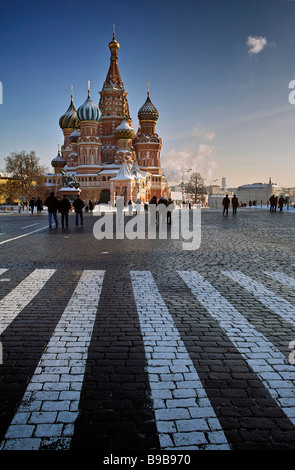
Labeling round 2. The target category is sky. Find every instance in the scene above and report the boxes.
[1,0,295,188]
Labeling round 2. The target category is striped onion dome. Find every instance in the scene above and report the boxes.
[77,91,101,122]
[114,119,135,140]
[51,147,66,168]
[59,96,78,129]
[138,92,159,122]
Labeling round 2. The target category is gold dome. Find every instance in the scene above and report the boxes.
[109,32,119,51]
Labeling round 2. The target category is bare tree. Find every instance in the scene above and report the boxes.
[4,151,48,200]
[0,177,23,204]
[186,172,207,204]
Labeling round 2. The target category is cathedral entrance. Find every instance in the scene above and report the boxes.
[99,189,110,203]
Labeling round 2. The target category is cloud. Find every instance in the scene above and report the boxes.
[161,144,218,186]
[247,36,267,54]
[193,124,216,141]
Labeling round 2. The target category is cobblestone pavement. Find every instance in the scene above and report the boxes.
[0,208,295,459]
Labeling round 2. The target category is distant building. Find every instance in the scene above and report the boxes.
[236,178,283,205]
[221,177,226,191]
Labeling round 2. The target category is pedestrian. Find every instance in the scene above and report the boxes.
[158,196,168,225]
[44,192,59,228]
[128,200,133,216]
[35,197,43,215]
[29,197,35,215]
[89,200,94,213]
[232,194,239,215]
[73,194,84,226]
[222,195,230,215]
[58,194,71,228]
[269,195,275,212]
[167,198,174,225]
[149,195,158,225]
[278,195,284,212]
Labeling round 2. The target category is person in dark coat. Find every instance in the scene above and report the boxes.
[58,195,71,228]
[278,195,284,212]
[88,200,94,213]
[45,192,59,228]
[167,198,174,225]
[232,195,239,215]
[149,195,158,225]
[35,197,43,214]
[158,196,168,225]
[222,195,230,215]
[29,198,35,215]
[73,194,84,226]
[269,194,277,212]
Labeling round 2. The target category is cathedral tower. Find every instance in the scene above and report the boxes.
[133,89,162,175]
[98,30,132,164]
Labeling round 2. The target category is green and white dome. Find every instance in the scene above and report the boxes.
[59,96,78,129]
[77,90,101,122]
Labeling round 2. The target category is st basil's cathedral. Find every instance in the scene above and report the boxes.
[45,31,171,204]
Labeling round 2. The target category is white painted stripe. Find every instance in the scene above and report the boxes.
[0,269,56,335]
[0,270,105,450]
[21,223,40,229]
[222,270,295,327]
[179,271,295,427]
[0,226,48,245]
[264,271,295,288]
[130,271,229,450]
[0,269,8,277]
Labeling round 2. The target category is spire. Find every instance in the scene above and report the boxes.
[103,28,124,90]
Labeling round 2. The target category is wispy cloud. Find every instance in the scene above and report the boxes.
[247,36,267,54]
[193,124,216,141]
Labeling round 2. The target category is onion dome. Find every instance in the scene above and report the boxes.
[77,87,101,122]
[51,146,66,168]
[138,92,159,122]
[109,31,120,51]
[59,96,78,130]
[114,119,135,140]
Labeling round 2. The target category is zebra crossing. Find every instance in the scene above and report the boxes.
[0,267,295,450]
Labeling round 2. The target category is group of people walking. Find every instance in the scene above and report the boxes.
[29,197,43,215]
[43,192,86,228]
[222,194,239,215]
[269,194,286,212]
[148,195,175,225]
[222,193,288,215]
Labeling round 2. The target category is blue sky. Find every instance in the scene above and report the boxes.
[1,0,295,188]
